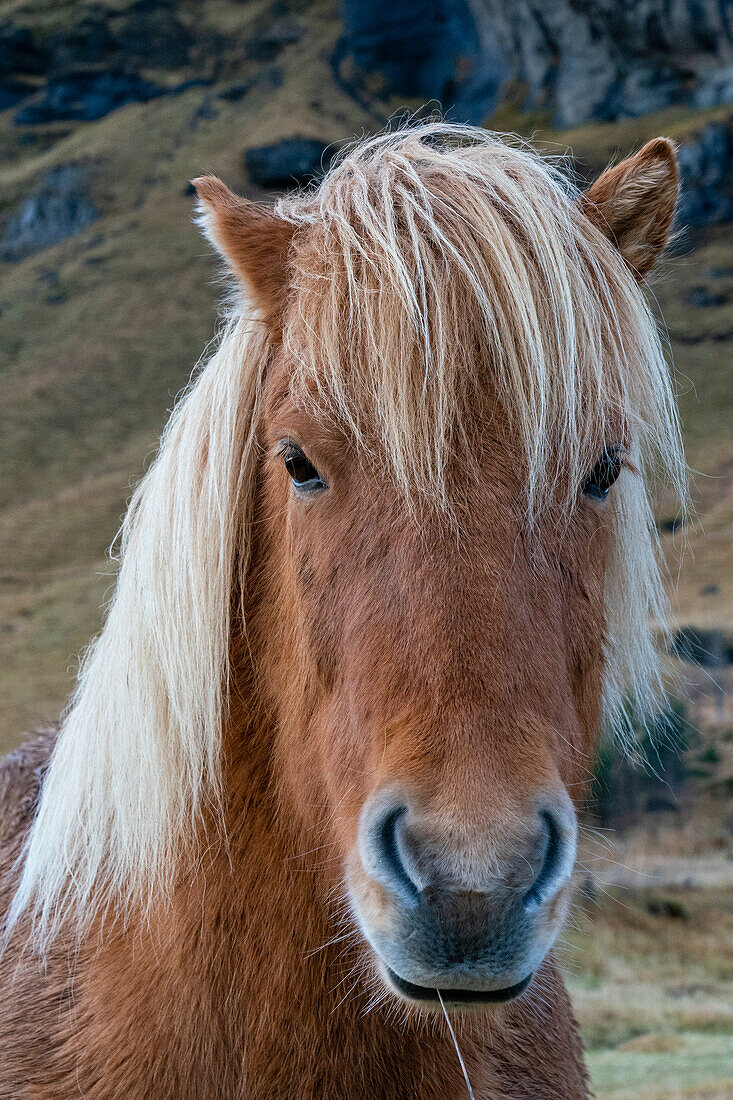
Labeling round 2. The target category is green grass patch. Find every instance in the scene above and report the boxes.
[588,1033,733,1099]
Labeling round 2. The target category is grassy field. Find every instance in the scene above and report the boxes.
[564,880,733,1100]
[1,1,731,1095]
[563,790,733,1099]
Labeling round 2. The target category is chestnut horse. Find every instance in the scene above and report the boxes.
[0,124,684,1098]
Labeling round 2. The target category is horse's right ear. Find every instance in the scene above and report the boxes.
[192,176,295,328]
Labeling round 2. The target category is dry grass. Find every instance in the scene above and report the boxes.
[560,881,733,1098]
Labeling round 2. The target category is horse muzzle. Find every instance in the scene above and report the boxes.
[347,786,577,1009]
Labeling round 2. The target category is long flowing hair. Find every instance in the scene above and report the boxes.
[7,123,686,949]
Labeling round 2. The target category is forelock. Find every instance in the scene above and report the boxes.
[274,123,680,520]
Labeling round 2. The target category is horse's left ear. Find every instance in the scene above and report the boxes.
[580,138,679,280]
[192,176,295,328]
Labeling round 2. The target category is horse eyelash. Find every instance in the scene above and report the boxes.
[274,439,297,459]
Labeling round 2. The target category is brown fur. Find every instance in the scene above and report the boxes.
[0,716,588,1098]
[581,138,679,279]
[193,175,295,327]
[0,379,601,1098]
[0,133,681,1097]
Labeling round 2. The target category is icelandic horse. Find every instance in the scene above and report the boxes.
[0,124,684,1098]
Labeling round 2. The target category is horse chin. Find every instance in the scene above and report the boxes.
[379,964,534,1013]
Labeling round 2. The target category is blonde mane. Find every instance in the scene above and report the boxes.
[8,123,685,949]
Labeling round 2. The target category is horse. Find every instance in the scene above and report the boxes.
[0,123,685,1098]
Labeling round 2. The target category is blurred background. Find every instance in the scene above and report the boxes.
[0,1,731,1095]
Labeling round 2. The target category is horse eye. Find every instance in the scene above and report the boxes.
[281,442,327,493]
[582,444,625,501]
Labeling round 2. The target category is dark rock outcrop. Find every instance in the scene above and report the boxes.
[1,164,99,261]
[0,24,47,76]
[44,11,118,72]
[245,137,335,189]
[677,123,733,227]
[337,0,502,122]
[112,0,194,70]
[14,69,166,124]
[3,1,194,80]
[685,286,728,308]
[339,0,733,127]
[1,1,204,122]
[0,78,36,110]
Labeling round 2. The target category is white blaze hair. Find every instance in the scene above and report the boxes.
[7,123,686,949]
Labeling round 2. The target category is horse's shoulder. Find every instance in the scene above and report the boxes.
[0,728,56,849]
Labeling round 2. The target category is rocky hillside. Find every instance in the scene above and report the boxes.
[0,0,731,754]
[340,0,733,127]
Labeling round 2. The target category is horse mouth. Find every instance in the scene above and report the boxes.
[384,967,533,1006]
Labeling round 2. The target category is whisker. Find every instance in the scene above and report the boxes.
[438,991,475,1100]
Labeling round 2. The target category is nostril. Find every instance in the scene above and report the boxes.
[523,810,565,909]
[361,803,421,906]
